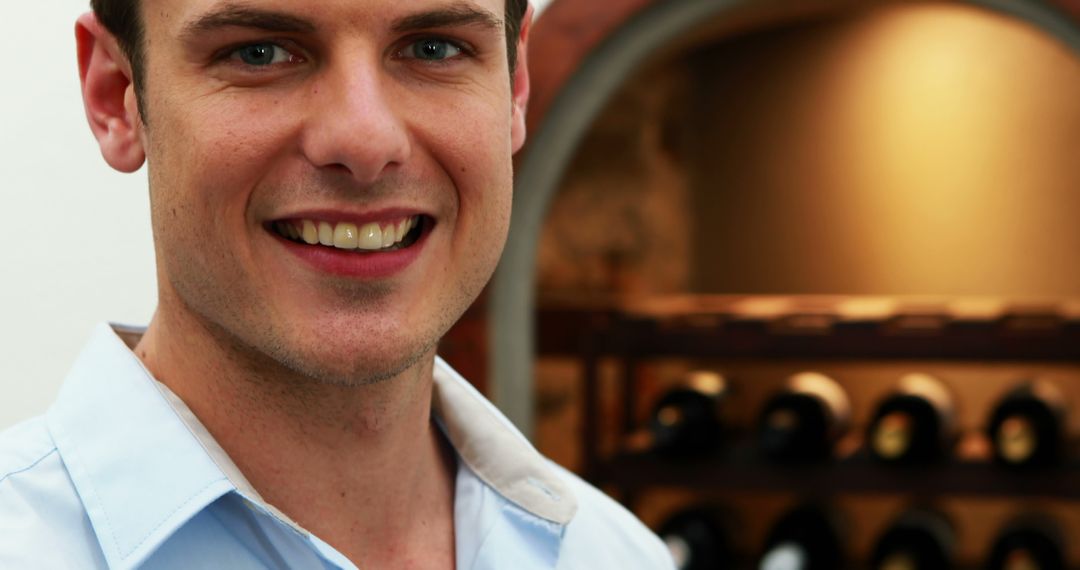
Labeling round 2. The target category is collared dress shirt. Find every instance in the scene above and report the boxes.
[0,324,675,569]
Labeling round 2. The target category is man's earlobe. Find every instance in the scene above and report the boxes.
[76,12,146,173]
[510,4,534,154]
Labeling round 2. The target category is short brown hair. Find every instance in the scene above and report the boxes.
[92,0,530,109]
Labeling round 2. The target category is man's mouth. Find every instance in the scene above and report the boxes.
[271,215,425,252]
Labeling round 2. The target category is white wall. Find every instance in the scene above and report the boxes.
[0,2,156,429]
[0,0,555,430]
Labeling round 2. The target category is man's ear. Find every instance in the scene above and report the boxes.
[509,4,533,154]
[76,12,146,173]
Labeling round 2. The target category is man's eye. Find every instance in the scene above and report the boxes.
[403,38,463,62]
[230,43,296,66]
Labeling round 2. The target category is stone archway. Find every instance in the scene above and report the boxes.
[486,0,1080,435]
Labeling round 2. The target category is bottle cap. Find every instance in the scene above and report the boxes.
[997,415,1037,464]
[872,411,913,459]
[760,542,807,570]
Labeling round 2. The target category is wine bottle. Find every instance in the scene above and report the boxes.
[985,513,1065,570]
[867,373,956,464]
[759,503,843,570]
[870,508,954,570]
[987,381,1067,468]
[757,372,851,462]
[650,371,728,456]
[659,505,734,570]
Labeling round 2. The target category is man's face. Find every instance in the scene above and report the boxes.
[134,0,527,383]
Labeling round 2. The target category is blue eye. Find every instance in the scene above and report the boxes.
[232,43,294,66]
[405,38,463,61]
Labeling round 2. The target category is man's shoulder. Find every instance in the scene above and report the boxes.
[547,461,675,570]
[0,415,107,568]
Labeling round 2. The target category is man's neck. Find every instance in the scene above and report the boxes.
[133,303,457,568]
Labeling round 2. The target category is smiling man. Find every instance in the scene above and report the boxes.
[0,0,674,568]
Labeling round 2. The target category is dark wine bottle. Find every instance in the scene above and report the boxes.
[986,381,1067,468]
[867,373,956,464]
[758,503,843,570]
[870,508,954,570]
[650,371,728,456]
[757,372,851,462]
[985,513,1065,570]
[659,505,734,570]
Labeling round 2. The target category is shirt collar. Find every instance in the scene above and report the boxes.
[46,323,236,570]
[431,359,577,525]
[46,323,578,569]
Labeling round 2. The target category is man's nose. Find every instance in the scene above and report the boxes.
[300,60,411,185]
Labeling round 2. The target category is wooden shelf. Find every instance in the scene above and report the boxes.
[594,444,1080,500]
[538,295,1080,360]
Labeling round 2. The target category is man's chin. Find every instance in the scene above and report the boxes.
[274,340,438,388]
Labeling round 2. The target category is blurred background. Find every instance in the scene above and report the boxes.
[435,0,1080,568]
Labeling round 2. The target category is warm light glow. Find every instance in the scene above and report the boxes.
[829,4,1080,295]
[684,3,1080,296]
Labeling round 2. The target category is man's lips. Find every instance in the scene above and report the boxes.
[270,214,425,252]
[267,213,433,278]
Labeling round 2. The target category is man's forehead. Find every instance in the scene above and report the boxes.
[149,0,507,32]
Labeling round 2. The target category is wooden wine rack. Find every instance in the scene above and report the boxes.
[537,295,1080,569]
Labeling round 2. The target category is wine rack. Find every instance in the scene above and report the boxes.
[539,295,1080,569]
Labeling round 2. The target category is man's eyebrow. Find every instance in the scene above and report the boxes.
[390,5,504,34]
[180,3,317,39]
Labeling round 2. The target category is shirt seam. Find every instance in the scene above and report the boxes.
[0,446,59,486]
[51,377,227,565]
[207,500,295,570]
[48,421,127,566]
[122,476,231,564]
[51,411,231,569]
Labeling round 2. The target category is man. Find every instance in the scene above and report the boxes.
[0,0,674,568]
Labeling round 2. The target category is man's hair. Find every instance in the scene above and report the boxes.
[91,0,529,111]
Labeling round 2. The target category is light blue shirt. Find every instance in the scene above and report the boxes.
[0,324,674,569]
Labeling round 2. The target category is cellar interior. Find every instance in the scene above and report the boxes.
[514,1,1080,568]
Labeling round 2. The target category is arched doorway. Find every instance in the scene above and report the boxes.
[488,0,1080,435]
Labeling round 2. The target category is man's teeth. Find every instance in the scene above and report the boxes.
[279,217,419,251]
